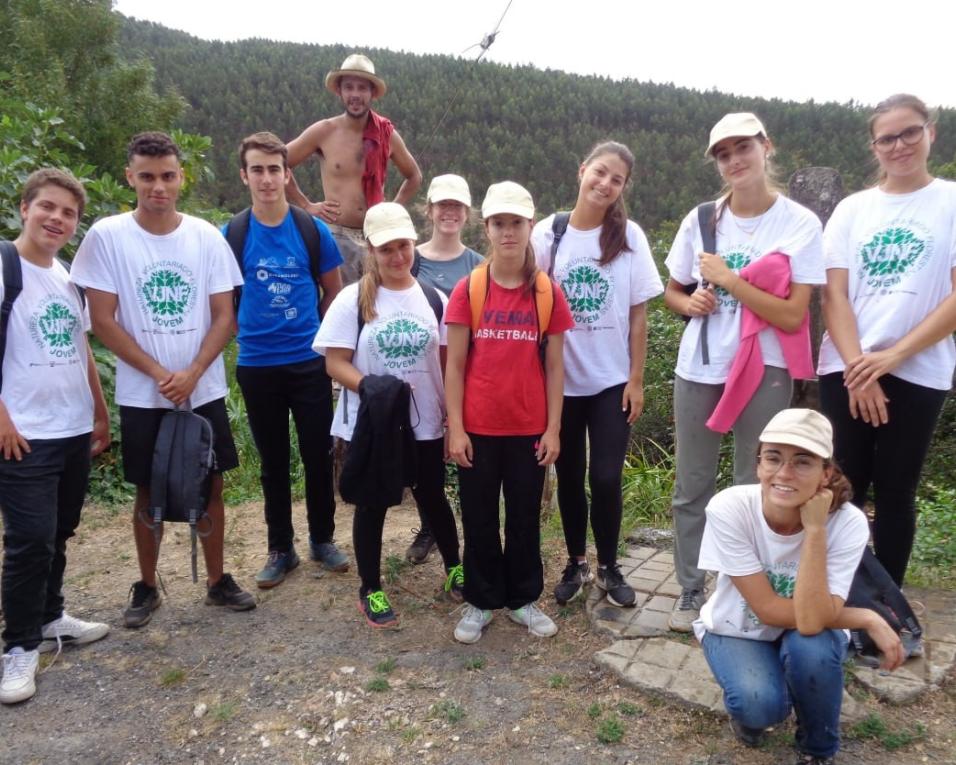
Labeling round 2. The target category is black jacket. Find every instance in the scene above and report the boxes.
[339,374,417,508]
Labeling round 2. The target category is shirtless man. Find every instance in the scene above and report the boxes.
[286,53,422,283]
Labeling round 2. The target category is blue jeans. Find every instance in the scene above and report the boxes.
[702,629,848,758]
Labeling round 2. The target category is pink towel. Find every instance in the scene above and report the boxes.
[706,252,814,433]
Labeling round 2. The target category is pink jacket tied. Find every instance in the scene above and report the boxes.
[706,252,814,433]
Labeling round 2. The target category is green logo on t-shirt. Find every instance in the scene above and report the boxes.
[714,249,754,310]
[560,261,612,325]
[766,569,796,598]
[368,312,432,370]
[858,225,930,290]
[30,298,79,359]
[137,261,197,329]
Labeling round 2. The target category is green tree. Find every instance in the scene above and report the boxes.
[0,0,184,176]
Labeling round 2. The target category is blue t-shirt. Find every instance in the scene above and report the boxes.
[224,210,343,366]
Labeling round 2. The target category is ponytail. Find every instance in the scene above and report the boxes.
[358,246,381,324]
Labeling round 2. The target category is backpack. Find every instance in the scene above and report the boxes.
[466,262,554,358]
[543,212,571,277]
[844,546,923,667]
[142,408,216,583]
[224,205,325,314]
[0,240,86,391]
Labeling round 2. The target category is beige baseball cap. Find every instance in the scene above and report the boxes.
[705,112,767,157]
[426,174,472,206]
[363,203,417,247]
[325,53,387,98]
[759,409,833,459]
[481,181,534,220]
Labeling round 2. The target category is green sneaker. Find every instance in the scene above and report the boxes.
[444,564,465,603]
[357,590,399,629]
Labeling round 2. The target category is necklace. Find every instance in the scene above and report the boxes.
[730,211,765,238]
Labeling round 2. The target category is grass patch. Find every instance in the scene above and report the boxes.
[908,483,956,588]
[212,701,238,721]
[401,726,421,743]
[365,676,390,693]
[384,554,410,585]
[159,667,186,687]
[431,699,465,724]
[848,713,926,751]
[596,715,625,744]
[548,674,568,689]
[463,656,485,671]
[616,701,641,716]
[586,702,602,720]
[375,657,397,674]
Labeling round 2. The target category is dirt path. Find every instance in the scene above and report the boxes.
[1,500,953,764]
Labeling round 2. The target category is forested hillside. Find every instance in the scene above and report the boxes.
[118,18,956,228]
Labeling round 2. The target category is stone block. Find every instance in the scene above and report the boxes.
[624,661,675,691]
[638,560,674,573]
[667,673,723,710]
[632,609,672,633]
[651,552,674,566]
[628,577,663,594]
[657,582,683,597]
[850,665,927,704]
[601,639,644,660]
[636,638,692,669]
[631,566,669,584]
[644,595,676,613]
[594,651,631,677]
[681,648,712,678]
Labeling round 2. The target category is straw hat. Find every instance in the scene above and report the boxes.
[325,53,387,98]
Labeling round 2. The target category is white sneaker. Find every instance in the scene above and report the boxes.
[508,602,558,637]
[39,612,110,654]
[0,648,39,704]
[454,604,493,644]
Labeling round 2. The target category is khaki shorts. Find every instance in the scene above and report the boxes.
[328,224,367,285]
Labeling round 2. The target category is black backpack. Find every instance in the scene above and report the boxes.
[224,205,325,314]
[0,240,86,391]
[845,547,923,666]
[143,408,216,583]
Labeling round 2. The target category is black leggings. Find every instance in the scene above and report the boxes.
[352,438,460,594]
[556,383,631,565]
[819,372,946,585]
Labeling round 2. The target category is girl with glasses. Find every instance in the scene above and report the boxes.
[696,409,903,765]
[817,93,956,586]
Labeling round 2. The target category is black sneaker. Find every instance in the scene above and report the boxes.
[405,527,436,564]
[205,573,257,611]
[729,717,766,747]
[596,563,637,607]
[124,581,161,628]
[356,590,400,629]
[794,755,835,765]
[554,559,593,605]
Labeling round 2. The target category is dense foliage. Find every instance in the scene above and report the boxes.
[118,17,956,228]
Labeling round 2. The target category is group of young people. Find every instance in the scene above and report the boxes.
[0,52,952,765]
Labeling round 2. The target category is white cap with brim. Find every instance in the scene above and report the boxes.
[481,181,534,220]
[427,174,472,206]
[705,112,767,157]
[325,53,387,99]
[363,202,417,247]
[759,408,833,459]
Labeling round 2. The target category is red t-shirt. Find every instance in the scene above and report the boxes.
[445,274,574,436]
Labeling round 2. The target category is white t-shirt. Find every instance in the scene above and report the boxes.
[532,216,664,396]
[313,282,447,442]
[817,179,956,391]
[71,212,243,409]
[693,484,868,643]
[0,255,93,439]
[666,196,825,384]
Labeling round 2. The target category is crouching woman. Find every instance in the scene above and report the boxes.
[694,409,904,765]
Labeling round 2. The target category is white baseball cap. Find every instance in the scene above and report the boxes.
[706,112,768,157]
[363,203,417,247]
[481,181,534,220]
[759,409,833,459]
[427,174,471,206]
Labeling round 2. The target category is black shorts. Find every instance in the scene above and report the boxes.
[119,398,239,487]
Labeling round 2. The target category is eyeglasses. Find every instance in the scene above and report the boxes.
[758,452,822,477]
[871,123,928,153]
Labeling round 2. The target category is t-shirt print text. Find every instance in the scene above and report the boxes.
[474,308,539,342]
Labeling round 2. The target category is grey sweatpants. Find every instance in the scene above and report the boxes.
[671,367,792,591]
